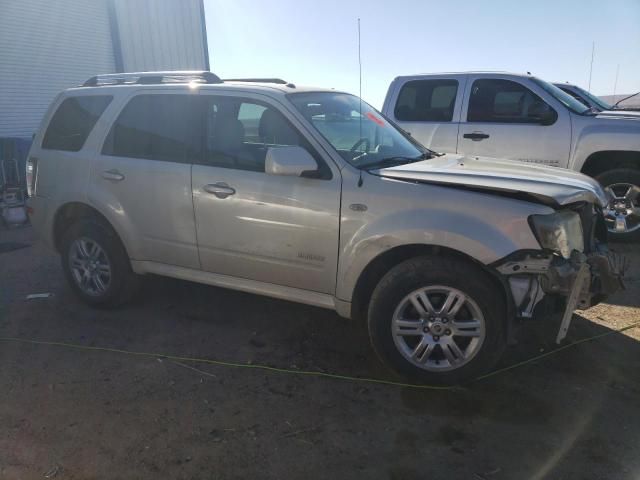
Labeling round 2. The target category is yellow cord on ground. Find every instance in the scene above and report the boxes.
[1,319,638,390]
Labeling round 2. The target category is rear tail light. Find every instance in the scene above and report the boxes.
[26,156,38,197]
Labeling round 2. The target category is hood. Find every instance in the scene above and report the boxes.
[376,154,609,207]
[596,109,640,119]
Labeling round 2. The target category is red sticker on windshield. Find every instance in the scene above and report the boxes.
[366,112,385,126]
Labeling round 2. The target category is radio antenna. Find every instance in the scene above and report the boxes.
[358,17,363,141]
[357,17,364,187]
[588,41,595,91]
[358,18,362,103]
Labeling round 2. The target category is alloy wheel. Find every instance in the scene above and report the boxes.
[391,286,486,371]
[69,237,112,296]
[604,183,640,234]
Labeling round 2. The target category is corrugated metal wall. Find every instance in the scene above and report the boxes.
[112,0,208,72]
[0,0,116,138]
[0,0,208,139]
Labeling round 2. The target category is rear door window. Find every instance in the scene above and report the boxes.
[102,94,199,162]
[467,79,553,123]
[42,96,112,151]
[394,79,458,121]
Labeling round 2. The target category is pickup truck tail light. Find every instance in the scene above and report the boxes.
[26,156,38,197]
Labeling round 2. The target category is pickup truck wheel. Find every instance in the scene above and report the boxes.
[368,256,507,385]
[596,168,640,242]
[61,219,139,308]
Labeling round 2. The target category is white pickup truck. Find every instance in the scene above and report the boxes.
[382,72,640,241]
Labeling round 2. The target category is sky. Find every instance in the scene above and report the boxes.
[203,0,640,108]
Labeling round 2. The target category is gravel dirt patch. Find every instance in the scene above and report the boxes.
[1,226,639,479]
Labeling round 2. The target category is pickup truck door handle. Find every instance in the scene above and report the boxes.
[463,132,490,141]
[101,169,125,182]
[203,182,236,199]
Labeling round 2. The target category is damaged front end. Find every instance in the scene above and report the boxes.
[493,203,626,343]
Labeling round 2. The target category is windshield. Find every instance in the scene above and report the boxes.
[530,77,593,114]
[571,85,612,110]
[287,92,427,168]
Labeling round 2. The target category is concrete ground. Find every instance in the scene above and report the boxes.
[1,225,639,480]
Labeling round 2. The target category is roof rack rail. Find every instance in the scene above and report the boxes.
[223,78,288,84]
[82,71,222,87]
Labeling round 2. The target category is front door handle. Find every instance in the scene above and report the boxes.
[463,132,490,141]
[203,182,236,199]
[101,169,125,182]
[463,132,489,142]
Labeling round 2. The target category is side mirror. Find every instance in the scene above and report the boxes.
[265,146,318,177]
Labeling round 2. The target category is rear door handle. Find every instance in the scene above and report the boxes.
[203,182,236,199]
[463,132,490,141]
[101,169,125,182]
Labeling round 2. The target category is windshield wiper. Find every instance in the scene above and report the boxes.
[360,153,431,171]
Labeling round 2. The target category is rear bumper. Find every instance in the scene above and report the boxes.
[26,195,56,250]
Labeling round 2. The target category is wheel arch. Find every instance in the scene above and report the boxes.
[52,202,130,256]
[349,244,512,323]
[580,150,640,178]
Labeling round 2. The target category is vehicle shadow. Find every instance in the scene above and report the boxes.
[128,272,640,392]
[605,242,640,307]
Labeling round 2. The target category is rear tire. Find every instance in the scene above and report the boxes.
[61,218,139,308]
[596,168,640,243]
[367,255,507,385]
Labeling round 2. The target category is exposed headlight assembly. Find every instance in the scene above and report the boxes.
[529,210,584,259]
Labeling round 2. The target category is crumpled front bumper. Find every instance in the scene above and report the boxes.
[541,249,625,308]
[494,247,625,343]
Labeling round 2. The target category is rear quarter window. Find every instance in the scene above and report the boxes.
[42,96,113,151]
[102,94,198,163]
[394,79,458,122]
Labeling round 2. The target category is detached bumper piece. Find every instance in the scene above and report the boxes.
[495,248,625,343]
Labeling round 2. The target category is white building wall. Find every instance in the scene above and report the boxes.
[112,0,208,72]
[0,0,209,139]
[0,0,116,138]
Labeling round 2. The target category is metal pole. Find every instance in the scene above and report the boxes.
[613,64,619,104]
[588,41,595,91]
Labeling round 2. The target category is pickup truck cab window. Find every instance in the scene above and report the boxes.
[562,85,612,111]
[394,79,458,122]
[530,77,592,114]
[558,86,591,108]
[468,79,556,124]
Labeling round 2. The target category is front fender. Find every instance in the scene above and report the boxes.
[570,117,640,171]
[336,176,553,302]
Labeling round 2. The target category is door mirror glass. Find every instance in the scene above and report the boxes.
[265,146,319,177]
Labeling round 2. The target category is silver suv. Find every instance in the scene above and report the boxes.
[27,71,622,384]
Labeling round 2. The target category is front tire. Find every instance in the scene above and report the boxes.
[367,255,507,385]
[61,218,139,308]
[596,168,640,243]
